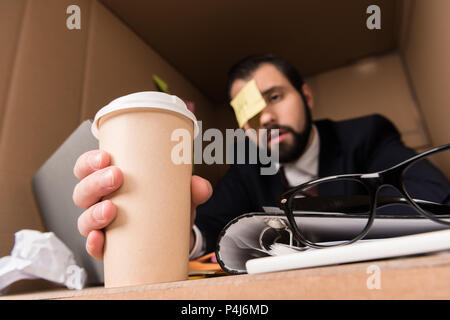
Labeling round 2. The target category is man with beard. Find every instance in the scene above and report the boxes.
[72,54,446,260]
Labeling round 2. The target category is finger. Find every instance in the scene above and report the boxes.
[73,150,110,180]
[191,175,213,208]
[73,166,123,209]
[77,200,117,237]
[86,230,105,260]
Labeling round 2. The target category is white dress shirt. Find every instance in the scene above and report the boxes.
[190,125,321,259]
[283,125,320,187]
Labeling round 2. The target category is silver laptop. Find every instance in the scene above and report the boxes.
[32,120,104,286]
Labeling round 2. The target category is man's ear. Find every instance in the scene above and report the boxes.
[301,83,314,109]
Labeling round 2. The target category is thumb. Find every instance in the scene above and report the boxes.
[191,175,213,208]
[190,175,212,227]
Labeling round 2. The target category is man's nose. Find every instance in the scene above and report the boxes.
[259,107,277,128]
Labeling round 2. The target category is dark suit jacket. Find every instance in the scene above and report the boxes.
[195,114,449,253]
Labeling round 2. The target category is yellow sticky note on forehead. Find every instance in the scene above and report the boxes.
[230,79,266,127]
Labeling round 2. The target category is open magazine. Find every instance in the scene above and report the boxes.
[215,207,450,274]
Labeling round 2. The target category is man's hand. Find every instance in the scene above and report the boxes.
[73,150,212,260]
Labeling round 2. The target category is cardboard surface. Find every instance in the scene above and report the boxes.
[307,54,429,150]
[3,252,450,300]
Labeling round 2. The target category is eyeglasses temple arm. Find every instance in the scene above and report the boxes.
[290,196,450,215]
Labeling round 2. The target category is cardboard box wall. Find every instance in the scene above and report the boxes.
[402,0,450,176]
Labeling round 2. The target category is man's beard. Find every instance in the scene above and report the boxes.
[266,106,312,163]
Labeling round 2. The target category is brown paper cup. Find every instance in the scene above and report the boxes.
[92,92,198,288]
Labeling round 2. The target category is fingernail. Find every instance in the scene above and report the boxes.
[93,202,105,221]
[100,169,114,188]
[89,153,102,169]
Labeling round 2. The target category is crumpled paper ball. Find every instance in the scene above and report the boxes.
[0,230,86,294]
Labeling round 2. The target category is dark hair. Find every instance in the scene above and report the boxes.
[226,53,305,101]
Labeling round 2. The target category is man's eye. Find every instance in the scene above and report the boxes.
[269,94,281,102]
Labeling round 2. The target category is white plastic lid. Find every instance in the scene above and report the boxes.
[91,91,199,139]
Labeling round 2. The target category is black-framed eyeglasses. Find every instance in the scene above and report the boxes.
[279,144,450,249]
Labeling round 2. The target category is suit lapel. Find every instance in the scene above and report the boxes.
[315,119,344,178]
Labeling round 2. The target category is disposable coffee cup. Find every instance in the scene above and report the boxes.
[92,91,198,288]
